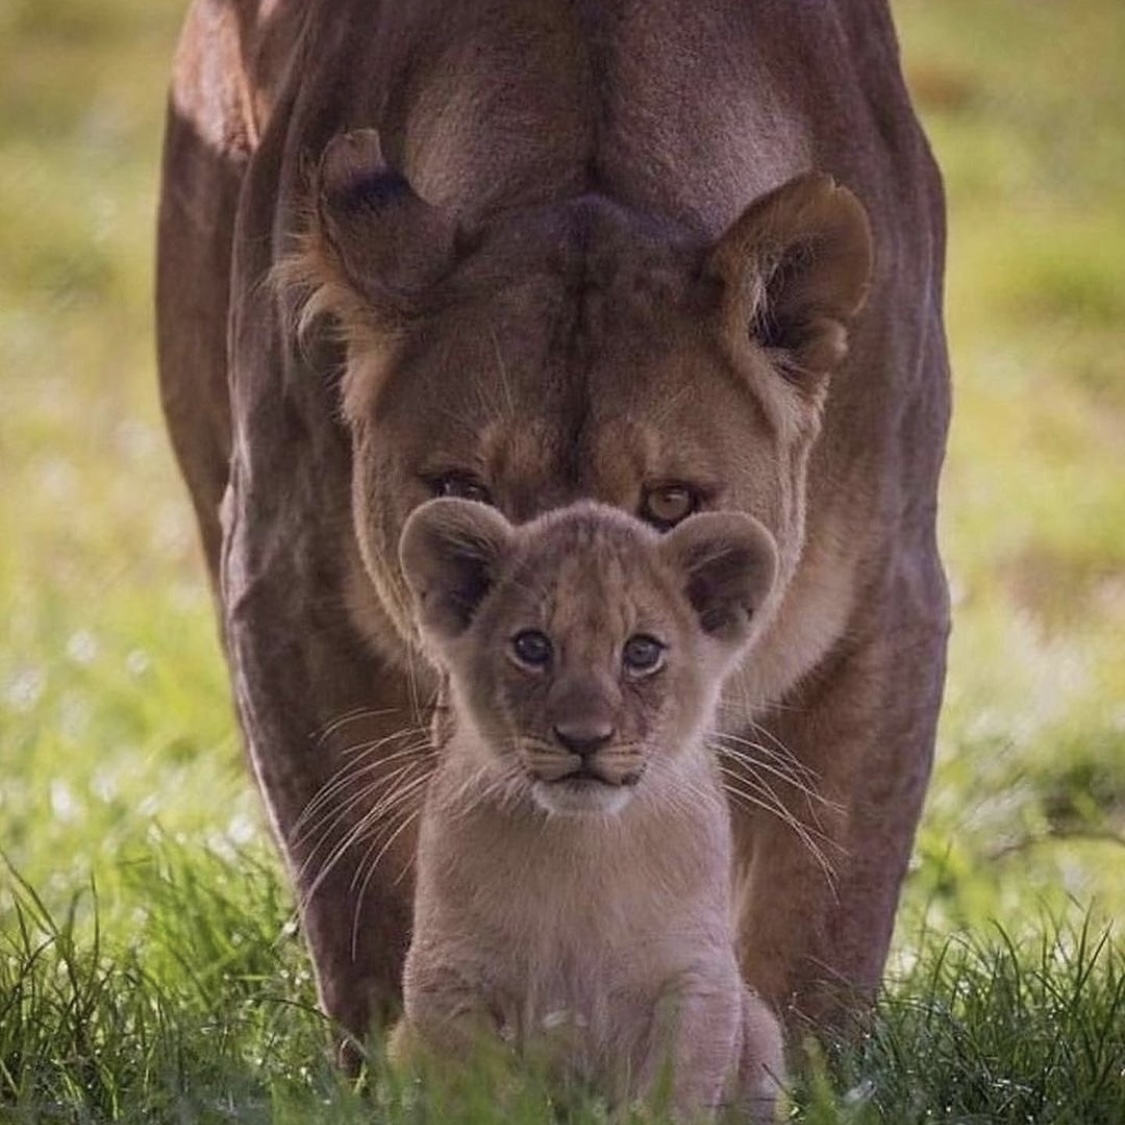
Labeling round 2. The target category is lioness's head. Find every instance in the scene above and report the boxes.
[399,498,776,816]
[288,129,871,666]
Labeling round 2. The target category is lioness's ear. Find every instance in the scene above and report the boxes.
[289,128,458,331]
[709,172,872,393]
[399,499,514,642]
[659,513,778,646]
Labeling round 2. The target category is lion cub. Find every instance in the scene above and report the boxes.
[396,498,785,1120]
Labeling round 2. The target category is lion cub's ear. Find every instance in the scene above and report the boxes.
[658,513,778,647]
[399,499,514,643]
[709,172,872,394]
[287,128,459,333]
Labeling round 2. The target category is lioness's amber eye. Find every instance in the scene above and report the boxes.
[511,630,553,668]
[641,485,697,528]
[622,634,665,676]
[435,474,492,504]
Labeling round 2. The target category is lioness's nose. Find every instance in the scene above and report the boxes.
[553,720,615,758]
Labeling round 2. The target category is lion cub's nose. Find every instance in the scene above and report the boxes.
[552,720,615,758]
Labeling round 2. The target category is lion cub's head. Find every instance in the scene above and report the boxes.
[400,499,777,816]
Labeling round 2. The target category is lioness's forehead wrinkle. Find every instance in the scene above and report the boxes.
[360,185,793,537]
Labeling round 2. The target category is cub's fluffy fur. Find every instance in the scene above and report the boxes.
[396,498,785,1120]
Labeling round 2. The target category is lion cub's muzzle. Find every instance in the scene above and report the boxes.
[521,734,647,796]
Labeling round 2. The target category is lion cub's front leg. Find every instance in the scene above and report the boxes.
[391,954,505,1069]
[637,969,783,1123]
[734,986,786,1123]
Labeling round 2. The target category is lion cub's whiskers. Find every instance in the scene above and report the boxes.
[312,705,409,747]
[348,770,433,890]
[711,736,837,821]
[710,748,841,891]
[297,752,429,868]
[712,721,822,790]
[294,732,433,841]
[710,733,833,819]
[439,749,529,820]
[293,734,432,853]
[712,731,843,874]
[300,764,430,919]
[295,726,435,911]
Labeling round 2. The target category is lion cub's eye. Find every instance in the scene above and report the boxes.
[434,474,492,505]
[622,634,666,676]
[511,630,553,669]
[640,485,698,529]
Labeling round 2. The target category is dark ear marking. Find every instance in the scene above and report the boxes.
[314,128,459,315]
[710,172,873,393]
[658,512,778,647]
[398,499,514,643]
[272,129,464,420]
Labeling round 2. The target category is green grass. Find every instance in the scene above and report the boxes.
[1,0,1123,1120]
[2,860,1121,1123]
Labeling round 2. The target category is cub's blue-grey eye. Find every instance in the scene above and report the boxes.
[622,634,665,675]
[512,630,552,668]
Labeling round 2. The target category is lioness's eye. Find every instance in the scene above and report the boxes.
[622,634,666,676]
[511,630,553,668]
[434,474,492,504]
[640,485,698,529]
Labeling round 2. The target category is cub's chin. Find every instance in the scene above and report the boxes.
[531,777,635,818]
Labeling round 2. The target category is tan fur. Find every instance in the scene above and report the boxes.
[157,0,950,1058]
[396,499,784,1119]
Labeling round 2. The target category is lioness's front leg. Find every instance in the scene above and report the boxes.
[222,436,432,1055]
[730,573,949,1032]
[223,526,426,1054]
[222,153,434,1051]
[157,4,427,1058]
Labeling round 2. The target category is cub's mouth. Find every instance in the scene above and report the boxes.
[528,759,646,817]
[560,760,645,787]
[518,739,647,815]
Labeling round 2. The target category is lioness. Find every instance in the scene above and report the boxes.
[395,497,784,1119]
[158,0,950,1053]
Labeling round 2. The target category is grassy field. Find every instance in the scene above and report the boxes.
[1,0,1122,1120]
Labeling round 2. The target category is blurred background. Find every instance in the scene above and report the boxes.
[1,0,1122,946]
